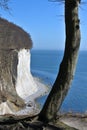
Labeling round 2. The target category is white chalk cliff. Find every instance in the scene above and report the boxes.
[0,18,35,115]
[16,49,37,99]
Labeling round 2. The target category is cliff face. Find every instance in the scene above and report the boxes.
[0,18,33,114]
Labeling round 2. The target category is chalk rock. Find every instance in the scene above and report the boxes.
[0,18,33,114]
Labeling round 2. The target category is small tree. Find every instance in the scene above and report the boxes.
[39,0,81,122]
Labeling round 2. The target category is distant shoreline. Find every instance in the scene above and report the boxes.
[0,76,49,117]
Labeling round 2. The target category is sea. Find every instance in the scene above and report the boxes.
[30,50,87,114]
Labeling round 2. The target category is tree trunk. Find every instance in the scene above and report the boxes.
[39,0,81,122]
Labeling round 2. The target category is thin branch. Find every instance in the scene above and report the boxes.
[0,0,10,11]
[48,0,64,4]
[48,0,64,2]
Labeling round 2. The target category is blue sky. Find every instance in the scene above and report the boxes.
[0,0,87,50]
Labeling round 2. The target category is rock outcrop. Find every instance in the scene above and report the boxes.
[0,18,33,114]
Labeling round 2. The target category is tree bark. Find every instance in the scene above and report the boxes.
[39,0,81,122]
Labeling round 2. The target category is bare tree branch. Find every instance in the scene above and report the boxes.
[48,0,65,3]
[0,0,10,11]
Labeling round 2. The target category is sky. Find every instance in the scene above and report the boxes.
[0,0,87,50]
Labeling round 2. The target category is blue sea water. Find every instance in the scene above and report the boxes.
[31,50,87,113]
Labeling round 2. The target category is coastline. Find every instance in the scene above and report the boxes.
[0,78,87,129]
[59,113,87,130]
[0,76,50,123]
[14,77,49,117]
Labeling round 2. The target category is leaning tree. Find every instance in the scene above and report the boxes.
[39,0,81,122]
[0,0,81,129]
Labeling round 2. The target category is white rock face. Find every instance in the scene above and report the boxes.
[0,49,47,115]
[0,102,13,115]
[16,49,38,99]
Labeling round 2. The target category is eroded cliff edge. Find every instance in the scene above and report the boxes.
[0,18,32,114]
